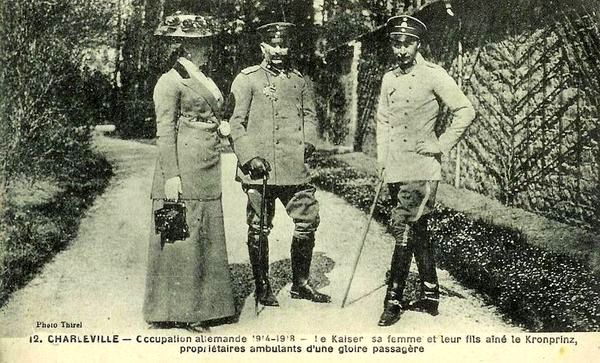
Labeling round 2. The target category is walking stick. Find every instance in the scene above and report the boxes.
[255,174,269,316]
[341,171,386,308]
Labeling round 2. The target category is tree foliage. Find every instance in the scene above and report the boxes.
[114,0,318,138]
[0,0,115,304]
[0,0,114,182]
[315,0,600,228]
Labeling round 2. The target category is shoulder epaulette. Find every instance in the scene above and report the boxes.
[384,66,397,75]
[240,65,261,75]
[422,60,442,69]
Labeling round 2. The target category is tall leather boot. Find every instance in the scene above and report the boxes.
[248,233,279,306]
[410,216,439,316]
[290,235,331,303]
[378,223,413,326]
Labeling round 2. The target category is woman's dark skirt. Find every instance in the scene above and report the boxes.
[143,198,236,323]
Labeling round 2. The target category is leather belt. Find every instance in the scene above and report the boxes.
[179,115,218,131]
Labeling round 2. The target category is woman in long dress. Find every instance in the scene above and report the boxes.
[143,13,235,331]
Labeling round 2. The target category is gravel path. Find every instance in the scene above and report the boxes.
[0,136,520,337]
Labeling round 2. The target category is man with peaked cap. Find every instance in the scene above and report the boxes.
[376,15,476,326]
[228,22,331,306]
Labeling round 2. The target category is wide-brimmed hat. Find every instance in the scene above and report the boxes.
[155,12,219,38]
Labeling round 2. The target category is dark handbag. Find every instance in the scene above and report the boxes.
[154,201,190,247]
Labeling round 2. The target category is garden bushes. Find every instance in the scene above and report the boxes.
[309,152,600,332]
[431,208,600,331]
[0,0,115,305]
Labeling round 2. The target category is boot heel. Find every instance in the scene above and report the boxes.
[290,284,331,303]
[256,281,279,306]
[378,289,406,326]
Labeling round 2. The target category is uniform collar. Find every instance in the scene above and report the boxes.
[260,59,292,77]
[392,60,417,77]
[391,52,426,76]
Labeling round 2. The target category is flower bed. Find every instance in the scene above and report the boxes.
[308,152,600,331]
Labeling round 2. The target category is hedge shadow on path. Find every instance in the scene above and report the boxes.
[225,253,335,323]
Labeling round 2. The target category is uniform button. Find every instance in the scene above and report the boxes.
[298,127,302,131]
[275,112,279,116]
[391,126,394,129]
[406,100,410,103]
[275,126,280,130]
[276,140,280,144]
[404,126,408,129]
[403,139,407,142]
[404,112,408,115]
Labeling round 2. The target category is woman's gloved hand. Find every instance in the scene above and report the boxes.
[164,176,182,200]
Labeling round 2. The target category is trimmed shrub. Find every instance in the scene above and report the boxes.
[309,151,600,331]
[431,208,600,331]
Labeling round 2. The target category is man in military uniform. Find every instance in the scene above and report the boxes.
[376,15,476,326]
[228,22,330,306]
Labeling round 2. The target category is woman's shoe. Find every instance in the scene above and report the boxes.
[148,322,175,329]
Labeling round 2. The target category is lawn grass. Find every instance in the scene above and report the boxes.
[0,153,113,306]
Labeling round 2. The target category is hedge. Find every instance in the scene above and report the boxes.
[308,152,600,332]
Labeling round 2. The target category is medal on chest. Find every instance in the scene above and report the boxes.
[263,84,278,101]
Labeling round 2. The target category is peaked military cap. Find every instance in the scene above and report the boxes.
[386,15,427,40]
[155,12,219,38]
[257,22,295,45]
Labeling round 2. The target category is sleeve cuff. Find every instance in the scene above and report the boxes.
[233,136,257,166]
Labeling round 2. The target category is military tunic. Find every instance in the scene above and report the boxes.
[229,61,319,186]
[376,61,476,183]
[229,61,321,238]
[375,59,476,304]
